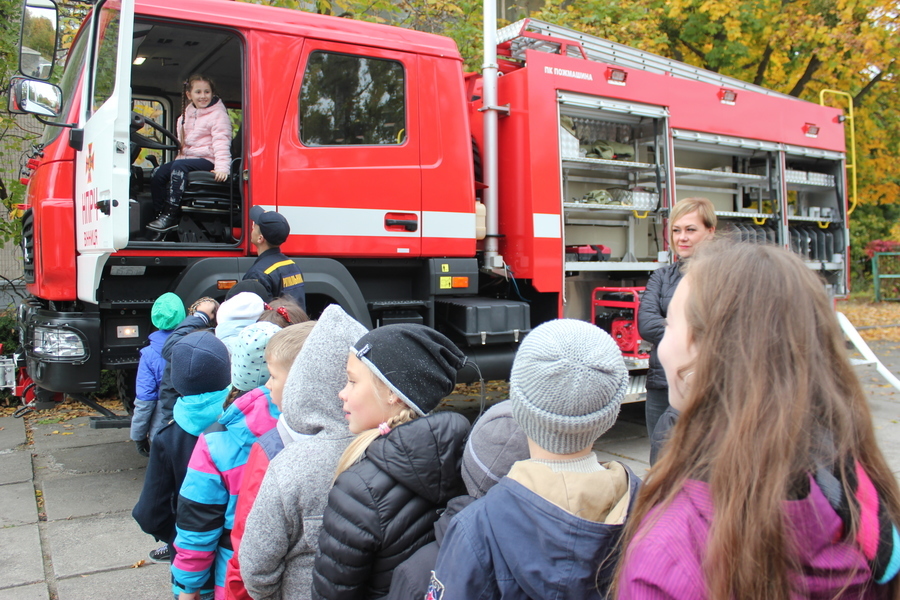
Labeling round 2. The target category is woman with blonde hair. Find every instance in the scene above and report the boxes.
[638,197,716,448]
[312,324,470,599]
[616,239,900,599]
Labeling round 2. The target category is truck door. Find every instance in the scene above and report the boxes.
[74,0,133,303]
[277,41,421,257]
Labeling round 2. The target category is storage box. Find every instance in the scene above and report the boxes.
[435,297,531,346]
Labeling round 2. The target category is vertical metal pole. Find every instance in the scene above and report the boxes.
[874,252,881,302]
[482,0,502,271]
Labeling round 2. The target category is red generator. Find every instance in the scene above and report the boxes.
[592,287,650,361]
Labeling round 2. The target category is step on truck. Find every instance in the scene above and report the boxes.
[8,0,849,416]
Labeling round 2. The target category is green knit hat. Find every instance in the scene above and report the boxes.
[152,293,186,331]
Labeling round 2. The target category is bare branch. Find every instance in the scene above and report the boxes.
[855,61,895,105]
[680,39,712,71]
[788,55,822,97]
[753,44,773,86]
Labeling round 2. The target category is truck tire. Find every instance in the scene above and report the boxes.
[116,368,137,415]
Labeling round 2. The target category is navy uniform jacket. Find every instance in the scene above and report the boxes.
[243,247,306,310]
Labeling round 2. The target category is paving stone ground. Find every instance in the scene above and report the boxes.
[0,341,898,599]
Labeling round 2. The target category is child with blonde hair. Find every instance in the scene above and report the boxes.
[311,324,470,599]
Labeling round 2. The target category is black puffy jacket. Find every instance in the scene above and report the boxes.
[312,411,470,600]
[637,261,685,390]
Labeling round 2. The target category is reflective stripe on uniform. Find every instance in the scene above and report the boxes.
[264,260,296,275]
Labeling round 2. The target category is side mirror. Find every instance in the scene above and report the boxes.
[9,76,62,118]
[19,0,59,81]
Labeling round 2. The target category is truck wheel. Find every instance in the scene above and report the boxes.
[116,368,138,415]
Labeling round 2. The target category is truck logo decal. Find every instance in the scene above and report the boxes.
[544,66,593,81]
[85,143,95,183]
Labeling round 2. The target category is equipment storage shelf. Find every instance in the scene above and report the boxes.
[558,93,668,274]
[782,145,847,294]
[670,129,783,247]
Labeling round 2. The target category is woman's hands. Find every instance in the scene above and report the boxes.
[213,170,229,182]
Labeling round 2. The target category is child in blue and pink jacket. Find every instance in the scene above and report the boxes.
[171,321,314,599]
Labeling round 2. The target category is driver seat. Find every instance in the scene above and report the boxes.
[182,125,243,212]
[177,126,243,242]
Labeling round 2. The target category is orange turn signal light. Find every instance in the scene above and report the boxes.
[217,280,238,290]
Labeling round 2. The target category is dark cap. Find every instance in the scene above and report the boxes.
[250,206,290,246]
[352,324,467,416]
[225,279,270,302]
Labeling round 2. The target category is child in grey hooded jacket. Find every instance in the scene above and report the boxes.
[239,305,366,600]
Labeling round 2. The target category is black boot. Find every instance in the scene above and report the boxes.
[147,206,180,232]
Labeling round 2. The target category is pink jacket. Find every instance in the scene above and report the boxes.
[176,97,232,173]
[617,478,890,599]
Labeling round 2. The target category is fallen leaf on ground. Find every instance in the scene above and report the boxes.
[838,299,900,342]
[131,559,146,568]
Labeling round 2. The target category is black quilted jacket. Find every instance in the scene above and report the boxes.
[312,411,469,600]
[637,261,685,390]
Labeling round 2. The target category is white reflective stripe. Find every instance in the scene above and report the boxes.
[275,206,419,238]
[259,206,476,239]
[421,211,476,239]
[534,213,561,238]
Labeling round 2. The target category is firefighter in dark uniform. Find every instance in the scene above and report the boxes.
[243,206,306,311]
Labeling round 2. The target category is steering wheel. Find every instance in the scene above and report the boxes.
[130,111,179,151]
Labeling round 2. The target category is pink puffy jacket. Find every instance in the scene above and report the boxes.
[176,97,232,173]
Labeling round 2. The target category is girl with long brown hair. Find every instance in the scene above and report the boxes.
[616,239,900,600]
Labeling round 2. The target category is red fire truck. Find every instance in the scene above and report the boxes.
[8,0,849,417]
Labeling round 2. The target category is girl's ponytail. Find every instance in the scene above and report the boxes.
[178,79,188,150]
[334,407,417,479]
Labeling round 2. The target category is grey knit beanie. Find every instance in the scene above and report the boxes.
[230,321,281,391]
[510,319,627,454]
[462,400,529,498]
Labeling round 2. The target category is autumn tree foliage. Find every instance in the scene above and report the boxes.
[532,0,899,206]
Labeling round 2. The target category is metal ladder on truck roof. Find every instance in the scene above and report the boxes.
[497,18,798,102]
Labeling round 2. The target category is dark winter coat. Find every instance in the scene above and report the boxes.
[243,247,306,310]
[638,261,685,390]
[159,313,212,423]
[649,405,681,466]
[431,461,642,600]
[386,495,475,600]
[311,411,470,600]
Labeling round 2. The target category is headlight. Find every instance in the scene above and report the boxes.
[33,326,87,359]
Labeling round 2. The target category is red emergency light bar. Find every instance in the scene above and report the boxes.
[606,67,627,86]
[718,88,738,105]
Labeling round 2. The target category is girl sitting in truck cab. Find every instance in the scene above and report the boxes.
[147,74,231,233]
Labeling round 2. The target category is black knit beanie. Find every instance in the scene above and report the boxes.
[352,324,466,416]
